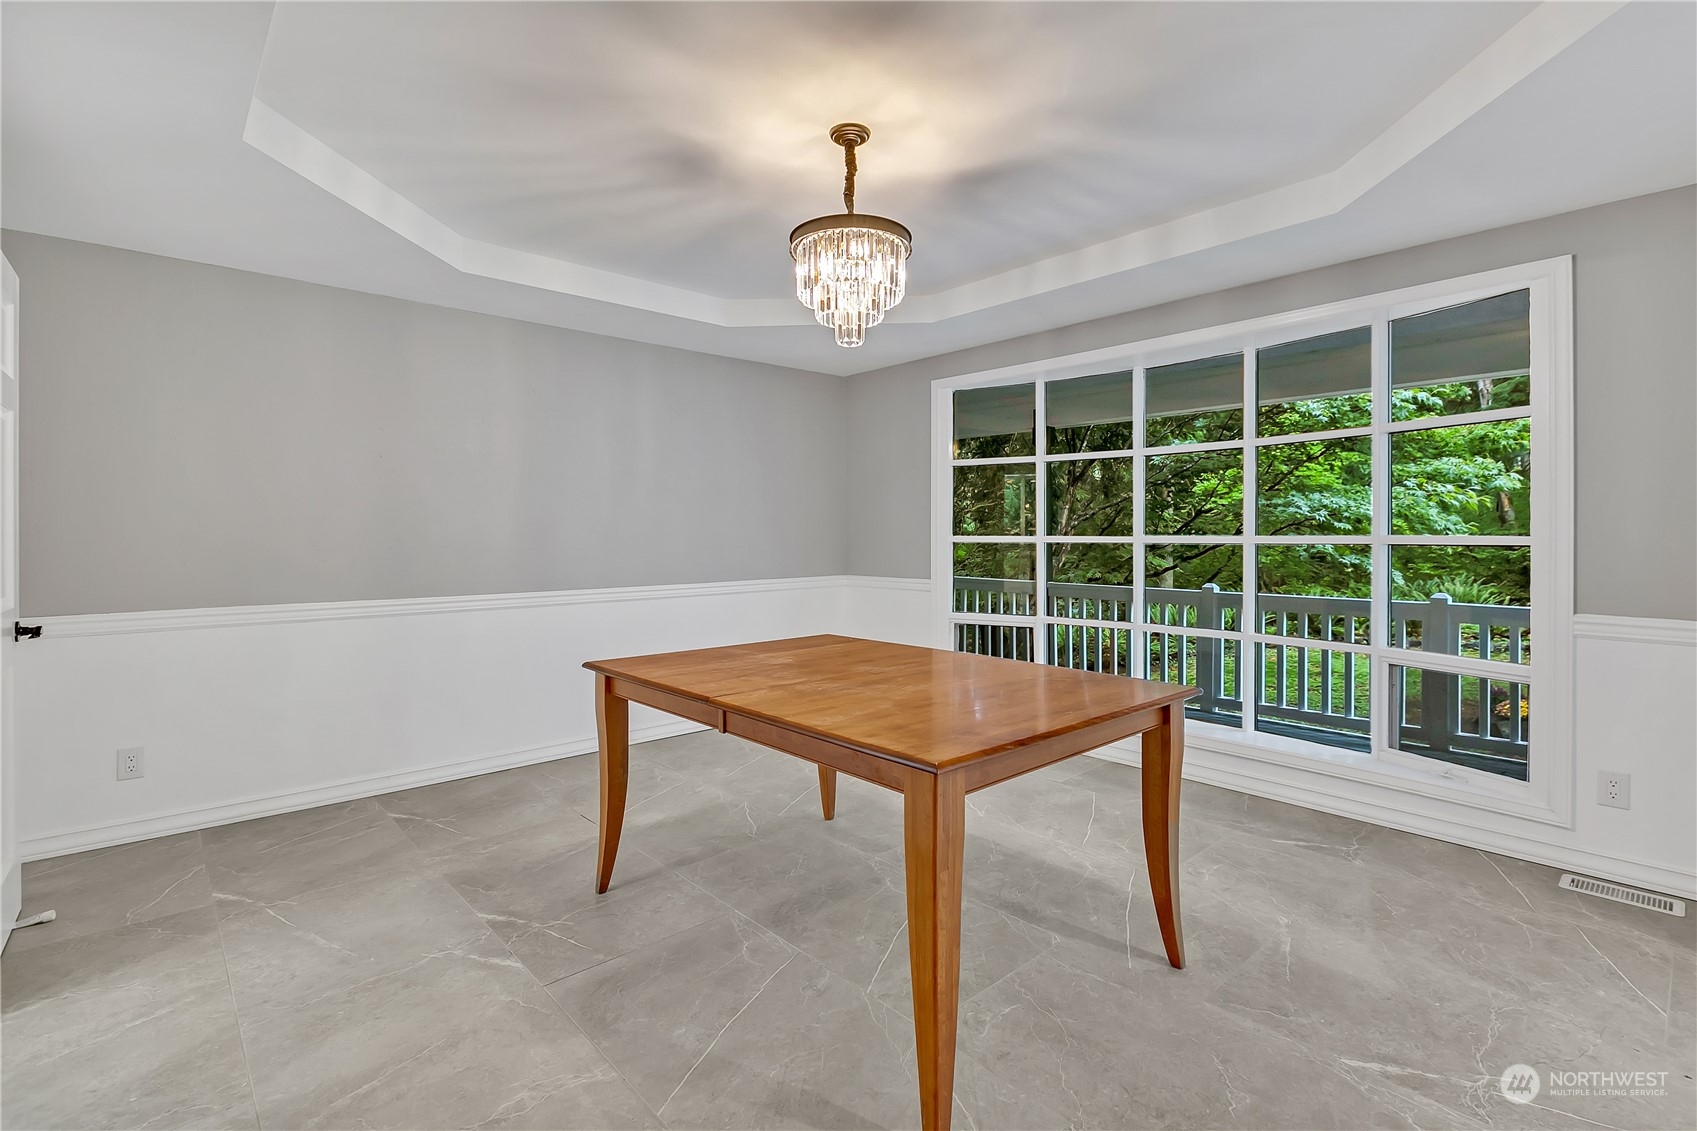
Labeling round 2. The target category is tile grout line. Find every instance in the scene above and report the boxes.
[658,951,799,1118]
[529,893,735,989]
[206,801,437,913]
[201,829,267,1131]
[658,808,1071,1131]
[669,847,902,987]
[427,836,677,1131]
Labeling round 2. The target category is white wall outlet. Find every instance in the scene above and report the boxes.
[116,746,145,781]
[1597,771,1630,810]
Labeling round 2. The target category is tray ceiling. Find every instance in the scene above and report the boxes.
[4,2,1692,375]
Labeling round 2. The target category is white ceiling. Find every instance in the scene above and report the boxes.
[4,2,1692,376]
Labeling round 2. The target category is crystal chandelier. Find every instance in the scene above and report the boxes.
[790,123,912,347]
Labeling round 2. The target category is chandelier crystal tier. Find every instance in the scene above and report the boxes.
[789,123,912,348]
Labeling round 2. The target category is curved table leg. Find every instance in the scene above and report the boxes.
[818,766,837,820]
[595,675,629,894]
[1141,703,1186,968]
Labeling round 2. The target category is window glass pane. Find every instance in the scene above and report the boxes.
[1146,630,1242,727]
[953,543,1035,617]
[1047,371,1134,454]
[1258,544,1370,644]
[1145,353,1243,446]
[1146,449,1242,536]
[1391,290,1530,422]
[1390,546,1530,664]
[1390,419,1530,536]
[1048,457,1135,537]
[1047,542,1134,622]
[1049,623,1135,677]
[1145,544,1242,631]
[955,623,1034,662]
[1254,641,1370,751]
[1256,437,1371,536]
[1389,663,1529,780]
[1257,327,1372,437]
[954,384,1035,458]
[953,464,1035,536]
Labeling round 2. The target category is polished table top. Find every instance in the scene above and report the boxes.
[584,633,1197,773]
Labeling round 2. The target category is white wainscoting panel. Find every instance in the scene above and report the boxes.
[834,575,932,647]
[18,580,1694,900]
[18,576,849,859]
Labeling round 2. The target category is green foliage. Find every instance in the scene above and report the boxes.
[1256,437,1372,537]
[1390,416,1529,537]
[952,465,1034,537]
[1391,574,1513,605]
[952,378,1530,604]
[1391,374,1530,421]
[1143,407,1241,448]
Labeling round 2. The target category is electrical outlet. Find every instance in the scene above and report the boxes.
[116,747,144,781]
[1597,771,1630,810]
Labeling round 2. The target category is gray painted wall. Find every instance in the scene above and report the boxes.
[12,188,1695,620]
[4,232,849,616]
[845,186,1697,622]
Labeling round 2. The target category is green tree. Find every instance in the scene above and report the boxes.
[954,382,1530,604]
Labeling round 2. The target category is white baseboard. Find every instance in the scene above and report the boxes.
[19,719,705,862]
[1084,742,1696,899]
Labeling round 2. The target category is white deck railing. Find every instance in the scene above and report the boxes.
[953,577,1530,771]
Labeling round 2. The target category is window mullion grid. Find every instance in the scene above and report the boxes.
[1131,366,1147,675]
[952,455,1037,467]
[948,612,1039,630]
[1033,380,1049,665]
[1377,645,1534,683]
[1368,313,1392,759]
[942,263,1559,806]
[1251,424,1373,447]
[1382,404,1531,435]
[1240,349,1257,734]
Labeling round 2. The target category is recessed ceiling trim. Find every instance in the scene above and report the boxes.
[900,0,1625,323]
[242,98,805,328]
[242,1,1621,331]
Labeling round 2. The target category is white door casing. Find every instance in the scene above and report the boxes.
[1,254,21,949]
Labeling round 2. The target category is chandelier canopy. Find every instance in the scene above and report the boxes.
[789,123,912,348]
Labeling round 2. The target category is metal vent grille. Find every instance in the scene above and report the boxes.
[1559,874,1685,917]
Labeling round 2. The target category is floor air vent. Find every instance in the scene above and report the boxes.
[1559,874,1685,916]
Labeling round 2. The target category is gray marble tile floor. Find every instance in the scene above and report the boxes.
[5,730,1692,1129]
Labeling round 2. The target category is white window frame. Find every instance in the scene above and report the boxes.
[930,257,1575,826]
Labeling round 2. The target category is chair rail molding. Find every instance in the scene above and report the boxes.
[1571,613,1697,648]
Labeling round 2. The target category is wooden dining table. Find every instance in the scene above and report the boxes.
[584,634,1198,1131]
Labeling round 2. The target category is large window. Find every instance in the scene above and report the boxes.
[937,262,1570,808]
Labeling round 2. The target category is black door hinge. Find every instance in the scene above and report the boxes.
[14,623,41,642]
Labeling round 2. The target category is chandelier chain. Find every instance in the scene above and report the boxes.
[842,142,857,214]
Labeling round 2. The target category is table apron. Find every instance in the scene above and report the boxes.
[608,677,726,732]
[607,676,1166,797]
[956,707,1163,792]
[726,713,913,792]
